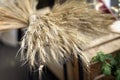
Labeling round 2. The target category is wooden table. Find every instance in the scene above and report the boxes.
[47,33,120,80]
[0,24,120,80]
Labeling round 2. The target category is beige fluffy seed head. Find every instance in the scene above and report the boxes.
[0,0,114,75]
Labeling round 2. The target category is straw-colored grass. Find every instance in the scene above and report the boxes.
[0,0,115,77]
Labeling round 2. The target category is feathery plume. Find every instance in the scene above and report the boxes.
[0,0,114,78]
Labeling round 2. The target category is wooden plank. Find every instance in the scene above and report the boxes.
[66,60,74,80]
[66,56,79,80]
[81,33,120,50]
[83,38,120,62]
[46,35,120,80]
[46,61,64,80]
[73,57,79,80]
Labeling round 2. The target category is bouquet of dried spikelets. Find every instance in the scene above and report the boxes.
[0,0,114,78]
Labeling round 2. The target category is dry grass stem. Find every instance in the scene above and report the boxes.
[0,0,115,76]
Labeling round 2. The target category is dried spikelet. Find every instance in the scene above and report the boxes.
[0,0,37,28]
[51,0,114,43]
[21,14,89,65]
[0,0,115,78]
[21,0,114,71]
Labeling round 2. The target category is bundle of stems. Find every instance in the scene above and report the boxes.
[0,0,114,77]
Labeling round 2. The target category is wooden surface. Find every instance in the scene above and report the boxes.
[81,33,120,50]
[47,33,120,80]
[83,37,120,62]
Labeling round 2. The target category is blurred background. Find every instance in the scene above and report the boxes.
[0,0,119,80]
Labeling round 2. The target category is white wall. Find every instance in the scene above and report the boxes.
[103,0,111,8]
[0,30,18,46]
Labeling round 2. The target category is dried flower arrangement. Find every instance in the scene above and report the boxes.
[0,0,115,78]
